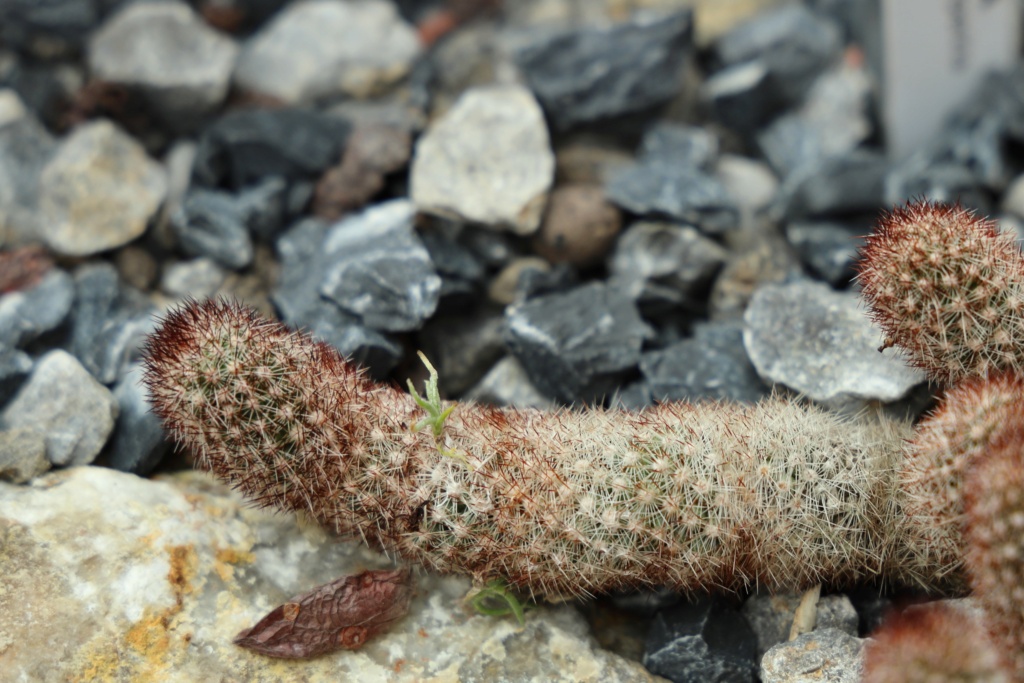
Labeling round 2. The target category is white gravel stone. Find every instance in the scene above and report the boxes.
[0,466,660,682]
[412,84,555,234]
[234,0,421,103]
[0,350,118,466]
[0,88,27,128]
[88,1,238,124]
[743,280,926,412]
[37,120,167,257]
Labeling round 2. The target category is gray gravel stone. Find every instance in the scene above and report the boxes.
[0,115,56,247]
[514,11,693,131]
[273,218,402,379]
[641,320,769,404]
[0,347,32,407]
[320,199,441,332]
[106,362,169,475]
[160,257,227,300]
[639,123,718,169]
[644,595,758,683]
[234,0,420,103]
[757,64,873,179]
[742,593,860,661]
[714,4,842,107]
[37,120,167,257]
[760,628,866,683]
[0,427,49,483]
[0,268,73,348]
[784,221,864,286]
[743,280,926,411]
[609,221,728,310]
[191,108,351,190]
[462,355,555,409]
[0,349,118,466]
[606,160,739,234]
[171,188,255,270]
[411,84,554,235]
[715,154,779,216]
[783,151,888,219]
[87,1,238,127]
[70,263,157,385]
[503,282,652,404]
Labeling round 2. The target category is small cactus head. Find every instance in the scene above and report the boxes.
[857,201,1024,383]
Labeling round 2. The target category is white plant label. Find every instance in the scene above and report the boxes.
[880,0,1020,158]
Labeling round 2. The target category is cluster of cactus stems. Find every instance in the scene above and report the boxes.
[143,201,1024,676]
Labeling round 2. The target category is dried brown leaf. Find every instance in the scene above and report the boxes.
[234,568,413,659]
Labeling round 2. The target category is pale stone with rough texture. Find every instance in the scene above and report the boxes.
[411,85,554,234]
[37,120,167,257]
[234,0,420,103]
[0,466,663,683]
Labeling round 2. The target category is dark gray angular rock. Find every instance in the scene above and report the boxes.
[0,0,99,54]
[702,60,786,135]
[743,279,925,412]
[418,222,488,299]
[784,221,864,287]
[641,320,769,404]
[784,152,888,219]
[0,268,73,348]
[514,11,693,131]
[192,108,351,190]
[320,199,441,332]
[644,595,758,683]
[0,347,32,408]
[0,115,56,246]
[417,308,507,398]
[886,160,991,215]
[756,65,873,179]
[609,221,728,311]
[0,349,118,466]
[0,427,49,483]
[714,4,842,106]
[607,161,739,234]
[70,263,156,386]
[105,363,169,475]
[238,175,288,242]
[273,218,402,380]
[639,123,718,170]
[461,356,555,409]
[171,188,255,269]
[503,282,652,404]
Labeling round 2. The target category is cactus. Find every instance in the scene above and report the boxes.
[142,200,1024,675]
[143,298,920,600]
[857,201,1024,383]
[862,601,1008,683]
[963,418,1024,679]
[889,373,1024,591]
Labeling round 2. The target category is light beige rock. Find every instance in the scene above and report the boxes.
[234,0,420,103]
[411,85,555,235]
[38,120,167,257]
[0,466,663,682]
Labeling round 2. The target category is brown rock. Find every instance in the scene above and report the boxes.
[312,125,412,221]
[533,185,622,267]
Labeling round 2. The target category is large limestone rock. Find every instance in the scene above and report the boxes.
[0,466,662,682]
